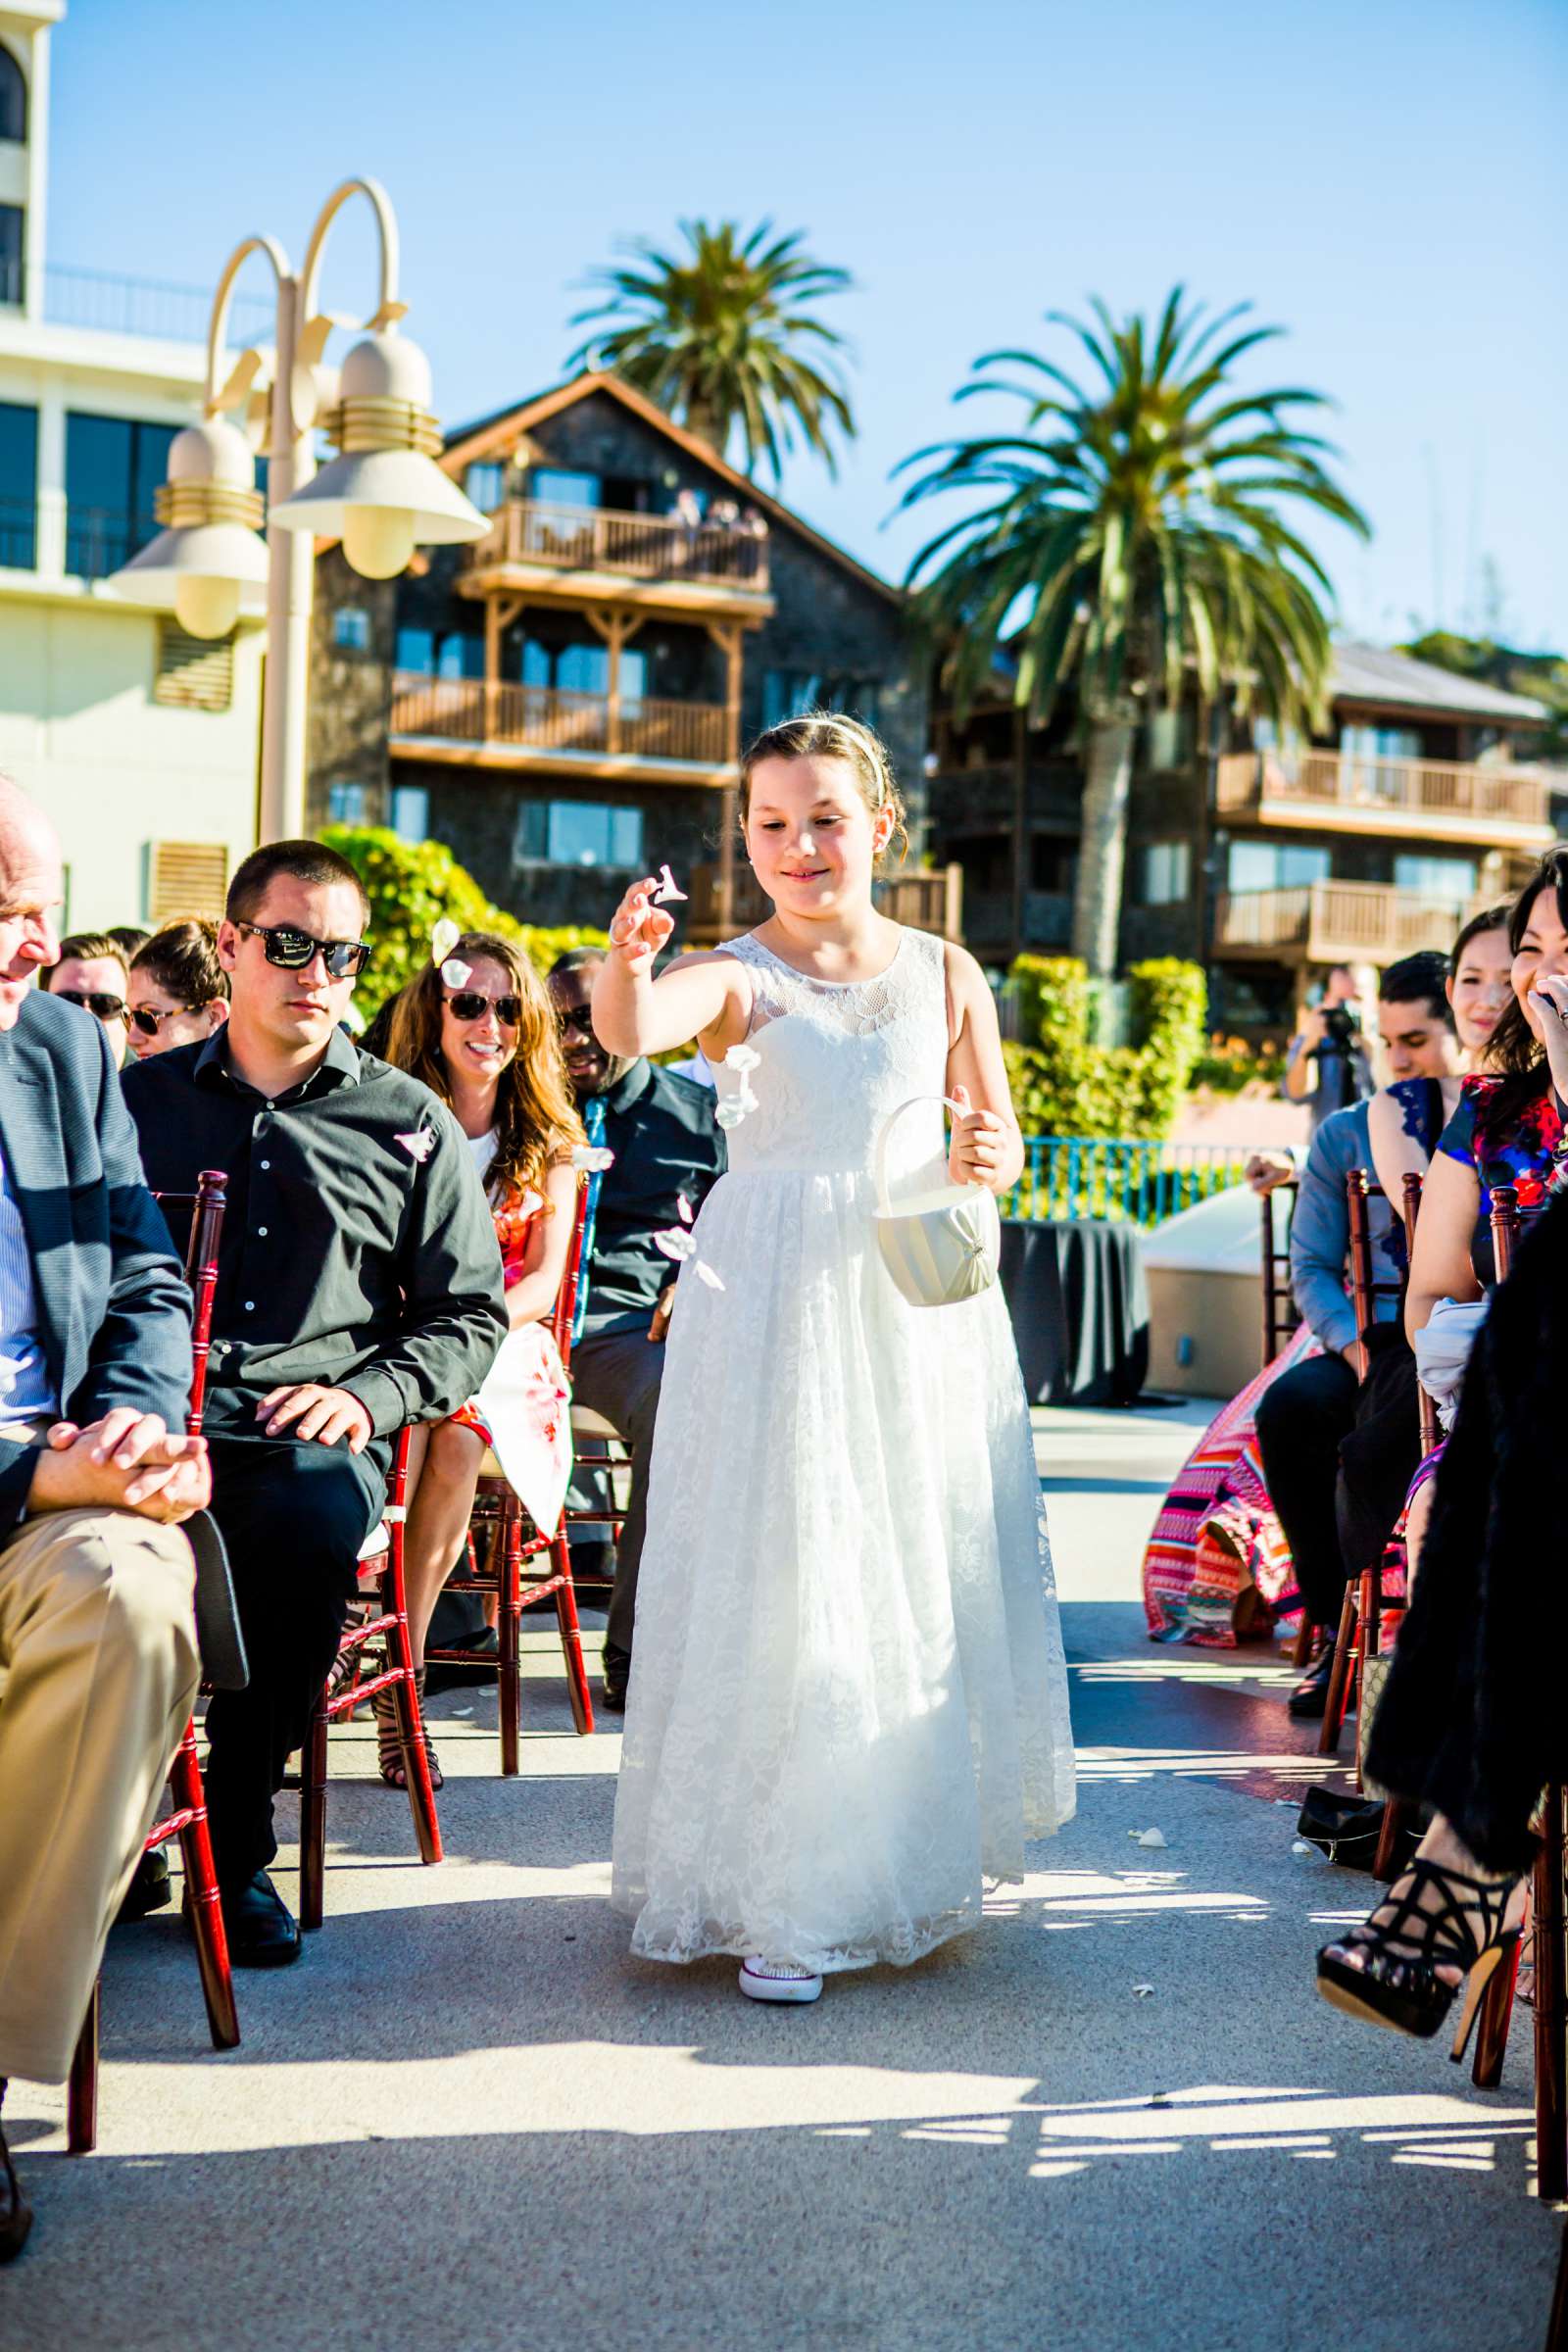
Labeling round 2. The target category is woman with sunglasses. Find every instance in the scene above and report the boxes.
[125,918,230,1060]
[42,931,130,1066]
[383,932,585,1787]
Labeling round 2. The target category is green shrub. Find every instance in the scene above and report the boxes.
[1003,952,1208,1140]
[322,825,607,1019]
[1189,1032,1288,1095]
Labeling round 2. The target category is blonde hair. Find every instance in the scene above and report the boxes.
[739,710,908,863]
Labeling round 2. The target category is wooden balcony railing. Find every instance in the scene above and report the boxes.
[387,671,732,766]
[687,862,963,944]
[1214,880,1468,962]
[463,499,769,594]
[1216,747,1548,832]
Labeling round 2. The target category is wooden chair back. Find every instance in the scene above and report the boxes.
[1345,1169,1404,1382]
[1399,1170,1441,1456]
[150,1167,228,1433]
[1490,1181,1521,1283]
[1259,1179,1299,1364]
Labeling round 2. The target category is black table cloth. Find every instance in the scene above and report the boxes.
[999,1218,1150,1406]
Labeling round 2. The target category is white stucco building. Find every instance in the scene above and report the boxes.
[0,2,263,931]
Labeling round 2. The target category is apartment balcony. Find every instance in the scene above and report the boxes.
[457,499,774,622]
[685,861,964,948]
[387,670,736,786]
[926,761,1082,837]
[1216,747,1552,848]
[1213,880,1468,965]
[0,261,274,346]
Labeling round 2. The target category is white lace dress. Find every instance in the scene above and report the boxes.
[611,927,1076,1974]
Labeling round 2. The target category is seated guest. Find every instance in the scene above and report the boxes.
[381,932,584,1787]
[107,923,151,962]
[1317,1183,1566,2044]
[0,779,208,2262]
[547,947,725,1710]
[125,917,230,1061]
[122,841,506,1967]
[42,929,130,1066]
[1253,952,1461,1716]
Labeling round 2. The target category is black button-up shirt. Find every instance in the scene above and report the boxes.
[122,1025,507,1435]
[585,1058,726,1334]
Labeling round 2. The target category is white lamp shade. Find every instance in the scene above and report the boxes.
[109,520,271,612]
[269,446,487,547]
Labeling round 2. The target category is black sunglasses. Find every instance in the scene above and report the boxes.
[56,988,127,1021]
[234,920,370,981]
[446,990,522,1025]
[129,1003,201,1038]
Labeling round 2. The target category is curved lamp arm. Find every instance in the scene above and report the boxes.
[299,174,405,332]
[203,233,291,415]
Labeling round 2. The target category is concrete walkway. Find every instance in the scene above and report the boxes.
[4,1401,1561,2351]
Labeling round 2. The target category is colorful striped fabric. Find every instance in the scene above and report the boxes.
[1142,1325,1316,1648]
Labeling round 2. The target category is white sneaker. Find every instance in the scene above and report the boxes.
[739,1956,823,2004]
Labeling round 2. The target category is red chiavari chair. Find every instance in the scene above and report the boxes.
[1368,1169,1438,1882]
[429,1175,596,1771]
[295,1422,442,1932]
[1258,1180,1316,1670]
[67,1168,237,2156]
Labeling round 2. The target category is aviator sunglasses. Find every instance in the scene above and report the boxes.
[233,920,370,981]
[445,989,522,1026]
[55,987,127,1021]
[129,1002,204,1038]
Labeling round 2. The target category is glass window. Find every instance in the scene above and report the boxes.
[1140,840,1192,906]
[0,203,21,307]
[1227,840,1330,893]
[395,626,434,673]
[1147,710,1192,771]
[333,607,370,652]
[464,461,507,511]
[435,631,484,680]
[762,669,880,728]
[556,643,610,697]
[0,399,36,567]
[65,413,177,577]
[1343,724,1422,762]
[1395,854,1476,908]
[327,781,368,824]
[514,800,644,870]
[531,468,601,510]
[0,44,24,144]
[390,785,428,844]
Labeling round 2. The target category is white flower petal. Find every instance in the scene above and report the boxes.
[694,1259,725,1290]
[677,1195,693,1225]
[714,1100,747,1131]
[571,1145,616,1173]
[653,1228,697,1262]
[724,1043,760,1073]
[431,917,462,965]
[651,862,688,905]
[440,957,472,990]
[396,1128,436,1163]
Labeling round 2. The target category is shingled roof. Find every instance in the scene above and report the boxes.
[1331,641,1547,724]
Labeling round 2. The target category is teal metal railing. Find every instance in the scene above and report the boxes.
[1005,1136,1251,1226]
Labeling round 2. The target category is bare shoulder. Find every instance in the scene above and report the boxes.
[942,939,994,1017]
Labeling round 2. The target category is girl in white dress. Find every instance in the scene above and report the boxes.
[593,713,1075,2004]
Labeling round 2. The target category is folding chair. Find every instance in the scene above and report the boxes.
[67,1168,239,2155]
[295,1423,442,1932]
[428,1175,596,1773]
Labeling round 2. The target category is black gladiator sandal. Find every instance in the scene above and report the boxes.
[375,1670,443,1793]
[1317,1856,1523,2055]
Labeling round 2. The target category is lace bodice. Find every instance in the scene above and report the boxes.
[714,928,950,1185]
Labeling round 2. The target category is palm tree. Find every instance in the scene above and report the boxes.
[566,220,856,482]
[896,288,1369,978]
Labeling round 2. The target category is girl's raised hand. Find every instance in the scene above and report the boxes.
[608,877,676,972]
[948,1084,1008,1191]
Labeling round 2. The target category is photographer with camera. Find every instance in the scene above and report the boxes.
[1284,963,1375,1136]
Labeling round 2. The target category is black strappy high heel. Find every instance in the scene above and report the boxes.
[1316,1857,1523,2056]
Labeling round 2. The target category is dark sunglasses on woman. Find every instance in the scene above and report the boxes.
[55,988,127,1021]
[128,1003,202,1038]
[233,920,370,980]
[445,990,522,1026]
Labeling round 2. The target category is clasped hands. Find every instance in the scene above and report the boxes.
[30,1407,211,1523]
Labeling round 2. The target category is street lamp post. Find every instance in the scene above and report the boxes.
[109,176,485,843]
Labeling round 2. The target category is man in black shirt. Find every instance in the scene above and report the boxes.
[124,841,506,1965]
[548,950,725,1708]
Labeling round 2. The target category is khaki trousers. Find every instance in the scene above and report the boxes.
[0,1507,199,2083]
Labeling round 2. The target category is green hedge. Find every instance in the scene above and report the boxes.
[322,825,607,1019]
[1003,953,1207,1141]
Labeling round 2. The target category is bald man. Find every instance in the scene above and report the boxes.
[0,778,208,2262]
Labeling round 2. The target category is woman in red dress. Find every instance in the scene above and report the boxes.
[383,931,585,1786]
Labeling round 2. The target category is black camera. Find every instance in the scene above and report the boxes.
[1322,1003,1360,1049]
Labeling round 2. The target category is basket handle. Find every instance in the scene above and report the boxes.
[874,1094,969,1217]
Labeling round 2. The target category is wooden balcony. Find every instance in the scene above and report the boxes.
[1214,880,1468,965]
[458,499,774,621]
[685,861,963,947]
[1216,747,1551,847]
[387,670,735,784]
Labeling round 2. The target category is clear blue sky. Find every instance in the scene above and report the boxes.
[52,0,1568,652]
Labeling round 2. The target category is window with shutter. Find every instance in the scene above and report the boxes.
[154,618,235,710]
[148,841,229,925]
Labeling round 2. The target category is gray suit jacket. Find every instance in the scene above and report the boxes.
[0,991,193,1535]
